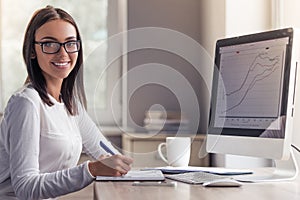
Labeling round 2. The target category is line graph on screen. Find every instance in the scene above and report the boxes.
[217,48,285,118]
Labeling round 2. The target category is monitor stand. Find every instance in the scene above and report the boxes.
[235,149,299,182]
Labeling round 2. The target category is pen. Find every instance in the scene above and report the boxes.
[100,141,115,155]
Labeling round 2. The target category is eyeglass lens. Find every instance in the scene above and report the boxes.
[42,41,80,54]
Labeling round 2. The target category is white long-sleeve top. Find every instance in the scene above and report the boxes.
[0,85,118,199]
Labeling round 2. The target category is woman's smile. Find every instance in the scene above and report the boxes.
[51,61,71,69]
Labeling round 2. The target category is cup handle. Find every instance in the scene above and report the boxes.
[157,142,168,164]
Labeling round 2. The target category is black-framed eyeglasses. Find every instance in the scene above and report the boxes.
[34,40,81,54]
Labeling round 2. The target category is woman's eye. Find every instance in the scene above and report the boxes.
[66,42,76,47]
[44,43,56,48]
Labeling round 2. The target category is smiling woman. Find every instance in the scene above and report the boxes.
[0,0,122,126]
[0,5,132,199]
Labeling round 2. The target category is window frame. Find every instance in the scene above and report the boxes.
[88,0,127,128]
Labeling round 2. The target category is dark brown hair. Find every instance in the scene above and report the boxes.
[22,5,86,115]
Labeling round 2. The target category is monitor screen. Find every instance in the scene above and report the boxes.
[207,28,298,160]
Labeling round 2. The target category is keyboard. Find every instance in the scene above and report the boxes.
[165,171,233,184]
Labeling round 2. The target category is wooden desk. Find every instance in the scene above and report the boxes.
[94,171,300,200]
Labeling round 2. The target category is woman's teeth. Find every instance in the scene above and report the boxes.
[53,62,68,66]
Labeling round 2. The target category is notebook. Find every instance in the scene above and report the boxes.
[96,170,165,181]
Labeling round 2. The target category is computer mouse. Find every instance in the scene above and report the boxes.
[202,178,242,187]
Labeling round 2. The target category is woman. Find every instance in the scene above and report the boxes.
[0,5,132,199]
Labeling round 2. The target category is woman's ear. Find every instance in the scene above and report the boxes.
[30,50,36,59]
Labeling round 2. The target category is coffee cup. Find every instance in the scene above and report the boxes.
[157,137,191,167]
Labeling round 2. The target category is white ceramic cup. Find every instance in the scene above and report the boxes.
[157,137,191,167]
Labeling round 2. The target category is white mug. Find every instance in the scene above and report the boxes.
[157,137,191,167]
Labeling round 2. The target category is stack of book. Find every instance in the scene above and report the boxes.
[143,110,189,133]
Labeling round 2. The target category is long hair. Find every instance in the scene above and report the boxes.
[22,5,86,115]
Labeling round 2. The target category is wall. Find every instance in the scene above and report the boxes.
[198,0,272,57]
[126,0,210,134]
[281,0,300,28]
[198,0,226,57]
[225,0,272,36]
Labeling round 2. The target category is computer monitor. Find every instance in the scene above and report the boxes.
[206,27,299,181]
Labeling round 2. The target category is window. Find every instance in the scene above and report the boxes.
[0,0,123,126]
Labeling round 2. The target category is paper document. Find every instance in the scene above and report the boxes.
[142,166,253,175]
[96,170,165,181]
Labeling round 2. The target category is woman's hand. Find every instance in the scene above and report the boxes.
[88,154,133,177]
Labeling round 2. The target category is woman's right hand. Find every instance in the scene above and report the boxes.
[88,154,133,177]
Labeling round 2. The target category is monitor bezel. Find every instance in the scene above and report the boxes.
[207,28,297,160]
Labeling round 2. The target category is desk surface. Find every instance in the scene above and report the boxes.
[94,170,300,200]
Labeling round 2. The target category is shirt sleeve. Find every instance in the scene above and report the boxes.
[5,95,94,199]
[76,103,120,159]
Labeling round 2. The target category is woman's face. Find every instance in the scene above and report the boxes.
[34,19,78,86]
